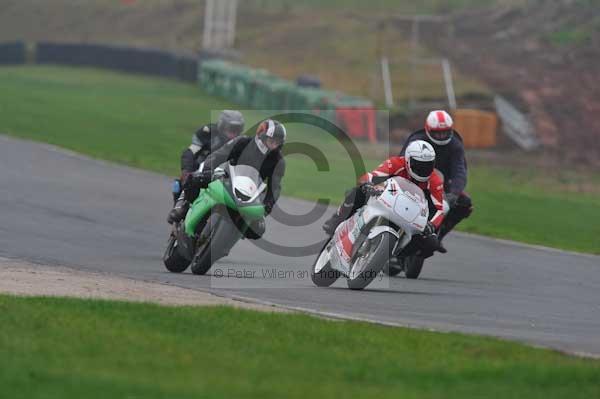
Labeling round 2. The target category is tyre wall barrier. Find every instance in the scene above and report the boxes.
[199,59,377,142]
[0,42,26,65]
[35,42,198,82]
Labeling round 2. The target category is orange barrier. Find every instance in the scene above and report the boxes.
[335,107,377,143]
[452,109,498,148]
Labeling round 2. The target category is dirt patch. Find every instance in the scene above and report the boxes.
[0,257,285,312]
[426,1,600,166]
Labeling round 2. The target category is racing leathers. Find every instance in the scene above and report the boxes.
[168,123,234,223]
[323,156,446,257]
[401,129,473,240]
[184,135,286,239]
[181,124,228,180]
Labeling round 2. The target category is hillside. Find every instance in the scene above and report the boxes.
[432,0,600,164]
[0,0,496,102]
[0,0,598,164]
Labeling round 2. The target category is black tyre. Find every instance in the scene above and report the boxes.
[383,259,403,277]
[191,216,240,275]
[163,235,190,273]
[311,239,341,287]
[347,232,396,290]
[404,256,425,279]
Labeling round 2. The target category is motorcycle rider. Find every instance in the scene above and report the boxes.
[323,140,446,257]
[182,119,287,239]
[401,110,473,250]
[168,110,245,224]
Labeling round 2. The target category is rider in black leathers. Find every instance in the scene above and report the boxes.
[168,110,245,224]
[182,119,287,239]
[401,110,473,249]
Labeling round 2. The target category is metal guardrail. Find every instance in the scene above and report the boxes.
[494,95,540,150]
[0,42,26,65]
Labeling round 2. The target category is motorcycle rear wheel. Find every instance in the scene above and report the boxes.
[404,256,425,279]
[383,259,403,277]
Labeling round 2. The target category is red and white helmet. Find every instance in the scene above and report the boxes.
[255,119,287,154]
[405,140,436,182]
[425,110,454,145]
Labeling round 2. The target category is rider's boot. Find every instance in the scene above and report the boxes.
[432,225,448,254]
[323,200,356,235]
[438,194,473,243]
[322,187,362,235]
[436,239,448,254]
[322,212,346,236]
[168,199,189,224]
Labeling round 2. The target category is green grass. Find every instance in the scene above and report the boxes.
[463,167,600,253]
[1,295,599,399]
[547,28,591,46]
[0,66,599,254]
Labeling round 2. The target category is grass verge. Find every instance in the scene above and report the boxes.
[0,66,598,254]
[1,295,599,399]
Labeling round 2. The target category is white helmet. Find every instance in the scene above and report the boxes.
[405,140,436,182]
[425,110,454,145]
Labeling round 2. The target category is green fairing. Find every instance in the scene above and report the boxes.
[184,180,266,236]
[238,205,266,219]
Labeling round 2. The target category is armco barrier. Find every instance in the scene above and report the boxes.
[177,56,198,83]
[35,42,195,81]
[0,42,26,65]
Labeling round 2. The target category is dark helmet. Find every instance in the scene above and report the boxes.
[217,110,245,140]
[255,119,286,154]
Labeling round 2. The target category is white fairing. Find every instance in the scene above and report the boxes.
[228,164,267,203]
[234,176,258,197]
[326,177,429,276]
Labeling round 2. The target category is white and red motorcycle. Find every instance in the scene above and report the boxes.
[311,176,429,290]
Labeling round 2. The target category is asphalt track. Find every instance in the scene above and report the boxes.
[1,135,599,356]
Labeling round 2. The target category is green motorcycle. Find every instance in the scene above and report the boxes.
[163,163,267,275]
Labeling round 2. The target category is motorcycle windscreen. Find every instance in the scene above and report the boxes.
[230,164,263,202]
[389,177,429,223]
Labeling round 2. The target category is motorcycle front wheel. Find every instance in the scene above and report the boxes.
[163,234,190,273]
[191,215,240,275]
[311,238,341,287]
[347,232,396,290]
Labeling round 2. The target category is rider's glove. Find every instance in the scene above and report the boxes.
[445,192,459,208]
[423,221,437,236]
[212,167,227,179]
[421,222,446,253]
[360,183,383,197]
[185,169,213,189]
